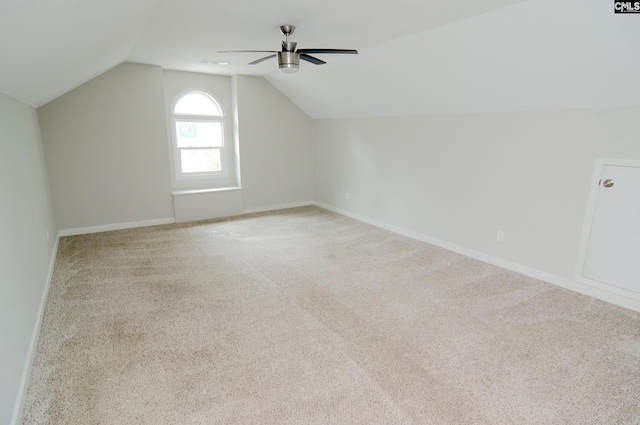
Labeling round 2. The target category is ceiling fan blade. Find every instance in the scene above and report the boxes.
[217,50,278,53]
[297,48,358,55]
[300,54,326,65]
[248,54,277,65]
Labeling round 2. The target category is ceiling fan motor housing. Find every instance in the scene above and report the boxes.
[278,51,299,73]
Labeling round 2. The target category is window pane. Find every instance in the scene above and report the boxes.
[180,148,221,173]
[174,92,221,116]
[176,121,223,148]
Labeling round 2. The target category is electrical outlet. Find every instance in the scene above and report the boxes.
[345,192,350,201]
[46,228,50,241]
[496,231,505,242]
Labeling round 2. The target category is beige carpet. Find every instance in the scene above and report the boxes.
[23,206,640,424]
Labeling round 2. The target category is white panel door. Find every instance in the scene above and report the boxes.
[583,165,640,293]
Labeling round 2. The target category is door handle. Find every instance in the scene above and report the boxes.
[602,179,614,188]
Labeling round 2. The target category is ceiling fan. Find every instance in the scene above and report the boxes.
[218,25,358,73]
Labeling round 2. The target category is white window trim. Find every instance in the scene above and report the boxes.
[170,91,229,181]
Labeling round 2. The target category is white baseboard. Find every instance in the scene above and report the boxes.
[243,200,314,215]
[58,202,316,236]
[59,217,175,237]
[314,202,640,313]
[11,235,60,425]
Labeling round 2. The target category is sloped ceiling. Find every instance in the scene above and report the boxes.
[1,0,638,118]
[0,0,163,108]
[269,0,640,118]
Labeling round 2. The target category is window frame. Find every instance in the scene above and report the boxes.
[170,91,228,180]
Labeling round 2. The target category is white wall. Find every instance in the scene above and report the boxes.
[0,94,57,425]
[38,63,174,232]
[236,76,314,211]
[313,107,640,283]
[38,65,314,231]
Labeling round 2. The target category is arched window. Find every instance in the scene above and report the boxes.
[171,91,226,177]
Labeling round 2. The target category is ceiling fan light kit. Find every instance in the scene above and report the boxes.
[218,25,358,73]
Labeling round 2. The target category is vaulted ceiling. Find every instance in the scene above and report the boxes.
[1,0,638,118]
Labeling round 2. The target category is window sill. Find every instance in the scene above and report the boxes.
[172,186,242,197]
